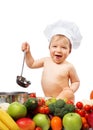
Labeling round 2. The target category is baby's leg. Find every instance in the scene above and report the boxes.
[57,89,75,102]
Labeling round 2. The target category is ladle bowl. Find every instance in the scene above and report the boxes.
[16,52,31,88]
[16,76,31,88]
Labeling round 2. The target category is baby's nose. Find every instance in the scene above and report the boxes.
[56,47,62,52]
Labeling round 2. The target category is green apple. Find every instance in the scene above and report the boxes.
[63,112,82,130]
[33,113,50,130]
[45,97,56,106]
[7,101,27,120]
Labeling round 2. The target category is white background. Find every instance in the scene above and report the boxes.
[0,0,93,102]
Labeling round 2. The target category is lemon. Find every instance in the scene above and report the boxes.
[7,101,27,120]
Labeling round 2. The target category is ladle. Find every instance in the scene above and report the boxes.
[16,52,31,88]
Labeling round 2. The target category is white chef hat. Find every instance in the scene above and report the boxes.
[44,20,82,49]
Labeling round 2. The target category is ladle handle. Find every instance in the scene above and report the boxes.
[21,52,26,76]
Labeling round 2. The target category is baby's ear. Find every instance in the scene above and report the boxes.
[69,42,72,53]
[49,44,50,49]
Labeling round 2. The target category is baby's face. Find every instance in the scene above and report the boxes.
[49,35,71,64]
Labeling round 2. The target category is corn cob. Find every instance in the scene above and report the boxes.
[0,120,9,130]
[0,109,20,130]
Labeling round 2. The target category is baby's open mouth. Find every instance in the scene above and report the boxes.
[55,54,62,58]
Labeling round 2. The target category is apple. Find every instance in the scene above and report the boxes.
[16,117,35,130]
[33,113,50,130]
[7,101,27,120]
[63,112,82,130]
[87,112,93,128]
[45,97,56,106]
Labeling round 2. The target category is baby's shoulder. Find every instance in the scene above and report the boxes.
[43,57,51,61]
[65,61,75,69]
[40,57,51,64]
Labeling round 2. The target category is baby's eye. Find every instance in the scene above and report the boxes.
[53,46,57,48]
[62,46,66,49]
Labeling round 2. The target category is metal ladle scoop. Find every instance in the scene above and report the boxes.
[16,52,31,88]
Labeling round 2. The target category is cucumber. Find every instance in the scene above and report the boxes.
[24,97,38,110]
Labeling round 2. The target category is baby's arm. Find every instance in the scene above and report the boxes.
[21,42,34,68]
[70,81,80,92]
[69,64,80,92]
[21,42,45,68]
[56,64,80,102]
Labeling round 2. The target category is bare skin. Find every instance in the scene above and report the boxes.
[21,35,80,102]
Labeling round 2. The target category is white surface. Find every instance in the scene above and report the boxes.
[0,0,93,102]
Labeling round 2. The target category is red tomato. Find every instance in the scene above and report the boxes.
[38,106,45,114]
[37,105,50,114]
[75,108,80,113]
[83,104,91,112]
[16,117,35,130]
[29,93,36,98]
[76,109,85,117]
[35,127,42,130]
[85,113,89,120]
[66,100,74,105]
[38,98,45,106]
[44,106,50,114]
[76,101,83,109]
[82,123,89,130]
[91,105,93,111]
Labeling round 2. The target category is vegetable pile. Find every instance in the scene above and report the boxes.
[48,99,75,118]
[22,94,93,129]
[1,92,93,130]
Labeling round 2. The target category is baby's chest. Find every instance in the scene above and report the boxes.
[44,66,69,78]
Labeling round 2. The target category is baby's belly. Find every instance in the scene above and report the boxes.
[41,71,69,97]
[41,78,63,97]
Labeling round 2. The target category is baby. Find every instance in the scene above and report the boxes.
[21,20,82,102]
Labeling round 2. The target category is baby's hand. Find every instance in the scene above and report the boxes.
[21,42,30,52]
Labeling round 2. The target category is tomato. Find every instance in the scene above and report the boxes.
[29,93,36,98]
[76,101,83,109]
[35,126,42,130]
[44,106,50,114]
[76,109,85,117]
[91,105,93,111]
[37,105,50,114]
[84,113,89,120]
[75,108,79,113]
[38,106,45,114]
[83,104,91,112]
[66,100,74,105]
[38,98,45,106]
[82,123,89,130]
[16,117,35,130]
